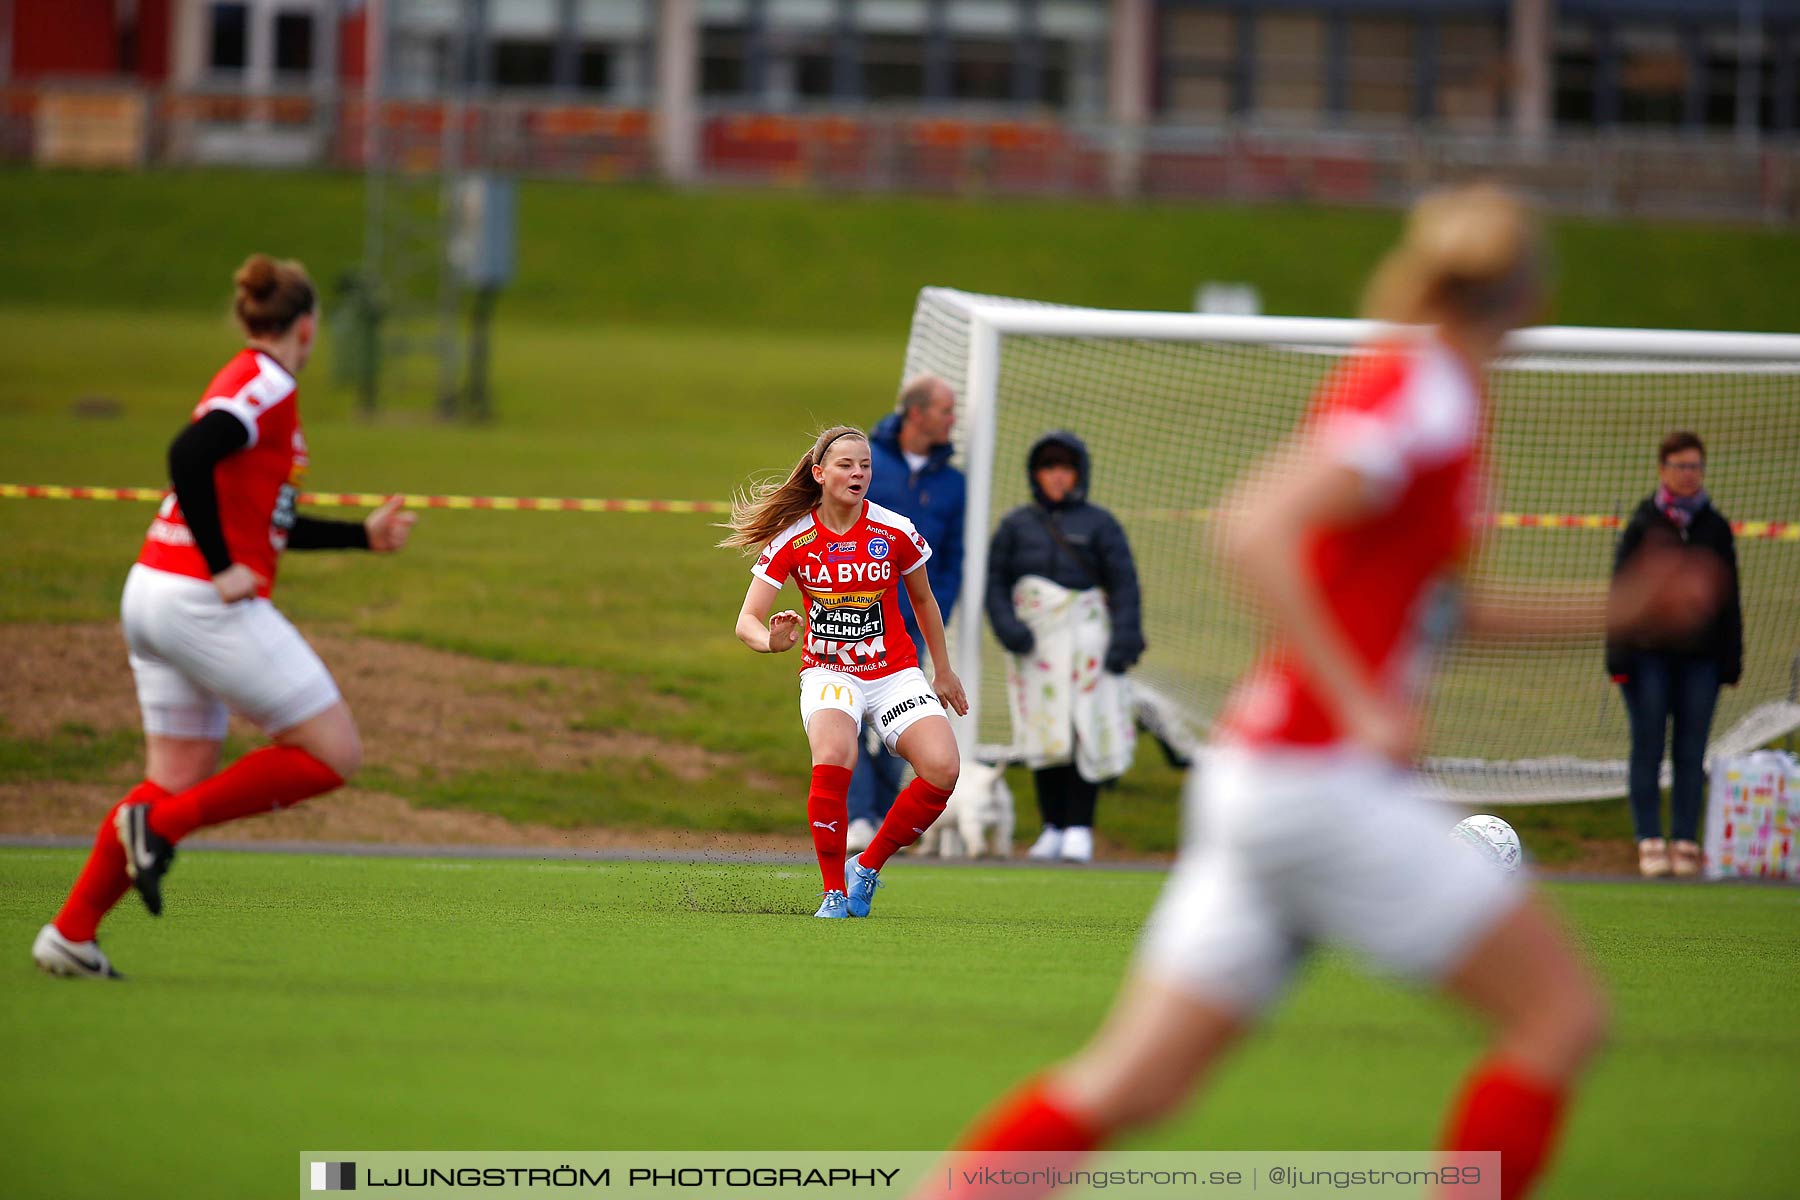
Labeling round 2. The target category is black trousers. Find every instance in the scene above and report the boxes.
[1032,764,1098,829]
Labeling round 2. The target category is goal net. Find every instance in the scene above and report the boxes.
[903,287,1800,804]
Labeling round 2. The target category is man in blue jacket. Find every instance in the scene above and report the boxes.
[847,374,967,852]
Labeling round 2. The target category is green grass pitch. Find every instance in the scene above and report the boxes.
[4,848,1797,1200]
[3,170,1797,1199]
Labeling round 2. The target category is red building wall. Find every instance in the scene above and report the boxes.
[340,7,369,83]
[10,0,172,80]
[11,0,120,78]
[134,0,172,81]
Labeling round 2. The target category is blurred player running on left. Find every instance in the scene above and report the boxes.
[32,254,417,980]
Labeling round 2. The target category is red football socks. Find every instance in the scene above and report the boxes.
[807,764,853,893]
[860,776,952,871]
[959,1077,1101,1152]
[147,745,344,843]
[929,1077,1102,1200]
[53,780,170,942]
[1439,1057,1568,1200]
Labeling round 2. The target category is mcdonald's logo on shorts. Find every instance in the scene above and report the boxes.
[819,682,853,704]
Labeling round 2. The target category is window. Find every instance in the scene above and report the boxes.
[1435,16,1503,130]
[1617,24,1684,126]
[274,11,315,77]
[701,25,748,96]
[1554,52,1599,126]
[578,46,612,92]
[1257,12,1326,124]
[1553,20,1598,127]
[495,40,555,88]
[789,29,839,100]
[950,38,1012,102]
[864,34,925,102]
[795,48,836,98]
[1345,15,1413,126]
[1039,39,1071,109]
[209,3,248,72]
[1162,8,1236,120]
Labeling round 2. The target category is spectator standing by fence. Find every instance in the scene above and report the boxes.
[1608,431,1743,878]
[985,432,1143,863]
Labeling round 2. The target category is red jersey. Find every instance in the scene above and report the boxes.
[137,349,306,598]
[753,500,933,679]
[1221,336,1485,748]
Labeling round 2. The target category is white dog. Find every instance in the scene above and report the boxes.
[918,759,1016,859]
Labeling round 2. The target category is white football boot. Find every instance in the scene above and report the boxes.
[32,924,123,979]
[1027,827,1063,860]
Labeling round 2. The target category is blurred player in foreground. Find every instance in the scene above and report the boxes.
[918,185,1722,1199]
[33,255,415,979]
[723,426,968,918]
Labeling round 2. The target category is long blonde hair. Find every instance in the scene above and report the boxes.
[718,425,869,552]
[1362,183,1543,329]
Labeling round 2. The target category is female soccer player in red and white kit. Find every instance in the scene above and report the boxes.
[922,187,1722,1199]
[724,426,969,918]
[32,254,416,979]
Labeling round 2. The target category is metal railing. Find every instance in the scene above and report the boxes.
[4,83,1795,223]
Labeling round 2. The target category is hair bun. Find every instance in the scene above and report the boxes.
[1406,187,1526,285]
[230,254,316,336]
[234,253,279,300]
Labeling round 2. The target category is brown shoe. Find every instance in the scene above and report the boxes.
[1671,840,1702,877]
[1638,838,1672,877]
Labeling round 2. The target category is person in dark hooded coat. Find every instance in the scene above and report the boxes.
[985,431,1144,862]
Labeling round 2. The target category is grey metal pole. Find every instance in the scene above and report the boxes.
[1509,0,1552,147]
[359,0,391,417]
[1107,0,1151,198]
[1737,0,1764,151]
[554,0,579,94]
[654,0,698,183]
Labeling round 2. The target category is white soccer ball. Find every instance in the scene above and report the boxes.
[1452,814,1523,874]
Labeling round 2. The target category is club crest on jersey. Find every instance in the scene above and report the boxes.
[867,537,889,560]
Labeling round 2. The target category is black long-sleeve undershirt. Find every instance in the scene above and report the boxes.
[166,410,369,575]
[287,515,371,551]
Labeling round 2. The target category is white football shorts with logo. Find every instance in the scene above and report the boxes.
[121,563,343,740]
[798,665,942,750]
[1138,743,1524,1015]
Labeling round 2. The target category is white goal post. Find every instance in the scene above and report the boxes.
[903,287,1800,805]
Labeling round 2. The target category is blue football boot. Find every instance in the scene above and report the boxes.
[844,854,884,918]
[814,890,851,919]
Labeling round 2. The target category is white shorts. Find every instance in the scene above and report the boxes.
[1138,743,1524,1016]
[121,563,342,740]
[798,666,943,751]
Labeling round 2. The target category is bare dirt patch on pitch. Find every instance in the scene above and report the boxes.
[0,622,807,854]
[0,623,1642,874]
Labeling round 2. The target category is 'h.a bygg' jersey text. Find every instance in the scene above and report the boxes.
[753,501,933,679]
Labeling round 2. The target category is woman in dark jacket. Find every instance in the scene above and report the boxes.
[1607,430,1743,878]
[986,431,1144,863]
